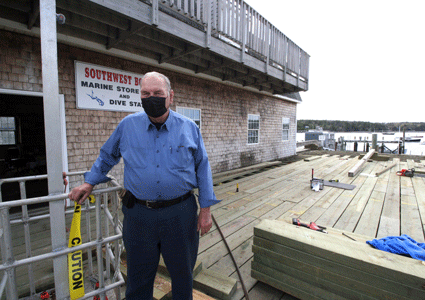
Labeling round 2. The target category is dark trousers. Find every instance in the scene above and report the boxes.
[122,195,199,300]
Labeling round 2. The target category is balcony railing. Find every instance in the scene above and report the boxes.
[149,0,309,84]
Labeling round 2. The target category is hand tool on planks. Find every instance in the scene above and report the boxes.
[323,180,356,190]
[310,169,356,190]
[292,218,327,233]
[396,168,425,178]
[310,168,324,191]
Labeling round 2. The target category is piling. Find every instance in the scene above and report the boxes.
[372,134,378,151]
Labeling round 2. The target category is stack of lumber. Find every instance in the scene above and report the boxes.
[120,254,237,300]
[252,219,425,300]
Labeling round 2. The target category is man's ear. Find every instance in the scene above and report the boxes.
[169,89,174,105]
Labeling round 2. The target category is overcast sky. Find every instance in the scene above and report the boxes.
[243,0,425,123]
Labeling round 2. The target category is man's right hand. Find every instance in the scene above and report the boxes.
[68,183,94,205]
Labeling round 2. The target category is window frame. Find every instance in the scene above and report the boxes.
[0,117,17,145]
[282,117,290,141]
[176,106,201,129]
[247,114,260,145]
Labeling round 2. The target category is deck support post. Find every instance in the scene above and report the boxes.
[40,0,68,298]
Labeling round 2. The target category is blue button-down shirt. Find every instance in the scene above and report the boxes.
[84,110,220,208]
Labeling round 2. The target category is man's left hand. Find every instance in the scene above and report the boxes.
[197,207,212,236]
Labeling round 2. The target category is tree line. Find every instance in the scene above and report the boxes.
[297,120,425,132]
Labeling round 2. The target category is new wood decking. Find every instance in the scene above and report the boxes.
[201,153,425,300]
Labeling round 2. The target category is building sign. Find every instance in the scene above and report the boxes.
[75,61,144,112]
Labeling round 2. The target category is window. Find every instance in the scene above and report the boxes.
[282,117,290,141]
[0,117,16,145]
[248,114,260,144]
[176,107,201,129]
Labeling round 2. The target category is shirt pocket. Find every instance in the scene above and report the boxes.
[123,147,148,170]
[169,145,193,170]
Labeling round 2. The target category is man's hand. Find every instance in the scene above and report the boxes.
[68,183,94,205]
[197,207,212,236]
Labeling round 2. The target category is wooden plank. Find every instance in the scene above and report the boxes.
[375,162,397,176]
[315,160,377,228]
[228,259,257,300]
[299,157,360,222]
[377,159,401,238]
[197,220,260,268]
[354,190,385,237]
[254,219,425,289]
[212,161,282,184]
[208,237,253,277]
[277,157,359,218]
[157,255,203,279]
[333,162,381,232]
[245,281,285,300]
[411,176,425,242]
[193,268,237,300]
[198,214,256,253]
[153,275,173,300]
[303,155,322,161]
[251,263,346,300]
[348,149,375,177]
[253,254,379,300]
[400,161,424,242]
[253,237,415,300]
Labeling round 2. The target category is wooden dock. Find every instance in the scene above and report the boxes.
[3,151,425,299]
[202,152,425,299]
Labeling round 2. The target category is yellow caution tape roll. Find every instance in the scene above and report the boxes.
[68,203,84,300]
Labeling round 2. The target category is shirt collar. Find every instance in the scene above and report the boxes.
[144,109,174,131]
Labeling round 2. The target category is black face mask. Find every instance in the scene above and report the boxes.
[141,96,168,118]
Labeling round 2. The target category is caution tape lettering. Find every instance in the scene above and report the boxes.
[68,203,85,299]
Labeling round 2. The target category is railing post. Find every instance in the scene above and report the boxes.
[265,20,270,74]
[19,181,36,297]
[0,208,18,299]
[40,0,69,298]
[152,0,159,26]
[240,0,246,63]
[95,194,106,299]
[205,0,211,48]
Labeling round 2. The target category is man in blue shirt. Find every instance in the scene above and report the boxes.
[68,71,220,300]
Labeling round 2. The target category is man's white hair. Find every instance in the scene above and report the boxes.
[141,72,172,94]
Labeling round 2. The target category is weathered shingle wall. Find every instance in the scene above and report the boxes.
[0,30,297,190]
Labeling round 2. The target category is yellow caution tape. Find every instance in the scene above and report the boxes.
[88,194,96,203]
[68,203,84,300]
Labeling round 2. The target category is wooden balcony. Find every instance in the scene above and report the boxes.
[0,0,309,95]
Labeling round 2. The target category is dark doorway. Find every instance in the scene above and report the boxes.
[0,94,48,213]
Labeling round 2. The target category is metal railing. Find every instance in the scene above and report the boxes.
[153,0,309,83]
[0,172,125,300]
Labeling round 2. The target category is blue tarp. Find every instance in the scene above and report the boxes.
[367,234,425,261]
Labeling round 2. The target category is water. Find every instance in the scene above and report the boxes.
[297,131,425,156]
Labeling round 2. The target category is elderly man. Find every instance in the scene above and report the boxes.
[68,71,220,300]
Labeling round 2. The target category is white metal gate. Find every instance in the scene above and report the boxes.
[0,172,125,300]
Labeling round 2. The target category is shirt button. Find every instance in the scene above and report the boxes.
[157,181,160,184]
[157,150,159,153]
[156,135,159,138]
[157,165,159,168]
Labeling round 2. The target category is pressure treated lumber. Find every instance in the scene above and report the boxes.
[193,269,237,300]
[375,162,397,176]
[212,161,282,184]
[252,219,425,300]
[348,149,375,177]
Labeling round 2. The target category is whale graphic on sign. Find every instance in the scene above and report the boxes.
[87,90,104,106]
